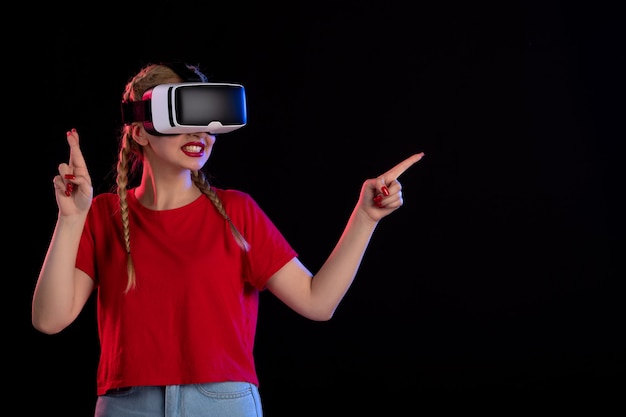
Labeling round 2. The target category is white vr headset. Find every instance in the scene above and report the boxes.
[121,82,247,135]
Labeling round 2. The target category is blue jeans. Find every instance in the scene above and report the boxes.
[94,382,262,417]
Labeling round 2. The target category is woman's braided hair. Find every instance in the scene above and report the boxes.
[117,62,250,293]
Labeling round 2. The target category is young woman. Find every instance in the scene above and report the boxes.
[32,62,424,417]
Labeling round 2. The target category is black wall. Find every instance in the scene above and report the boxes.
[20,1,624,415]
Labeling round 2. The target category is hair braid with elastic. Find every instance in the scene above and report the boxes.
[191,170,251,252]
[115,65,178,293]
[116,130,136,293]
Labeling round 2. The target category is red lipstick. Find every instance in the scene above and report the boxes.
[181,141,205,157]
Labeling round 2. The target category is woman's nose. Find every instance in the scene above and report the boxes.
[191,132,212,139]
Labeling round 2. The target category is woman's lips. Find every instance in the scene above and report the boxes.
[181,142,205,157]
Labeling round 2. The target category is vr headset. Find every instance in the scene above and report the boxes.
[121,82,247,135]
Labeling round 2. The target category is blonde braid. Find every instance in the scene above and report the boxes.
[192,170,251,252]
[115,63,182,293]
[117,130,137,293]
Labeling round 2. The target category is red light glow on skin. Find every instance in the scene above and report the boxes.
[181,141,205,157]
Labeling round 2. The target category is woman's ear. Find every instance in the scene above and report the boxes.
[131,123,149,146]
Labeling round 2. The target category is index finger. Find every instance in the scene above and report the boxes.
[380,152,424,181]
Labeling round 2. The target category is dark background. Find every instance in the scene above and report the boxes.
[20,1,623,415]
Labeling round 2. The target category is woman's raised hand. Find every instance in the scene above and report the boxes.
[358,152,425,222]
[53,128,93,216]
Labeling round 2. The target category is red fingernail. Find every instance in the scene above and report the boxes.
[66,183,74,192]
[381,186,390,196]
[64,189,71,197]
[64,174,76,179]
[373,195,383,204]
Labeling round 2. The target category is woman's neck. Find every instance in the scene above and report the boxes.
[134,172,202,210]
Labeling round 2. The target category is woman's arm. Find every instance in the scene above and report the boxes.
[32,129,95,334]
[266,153,424,321]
